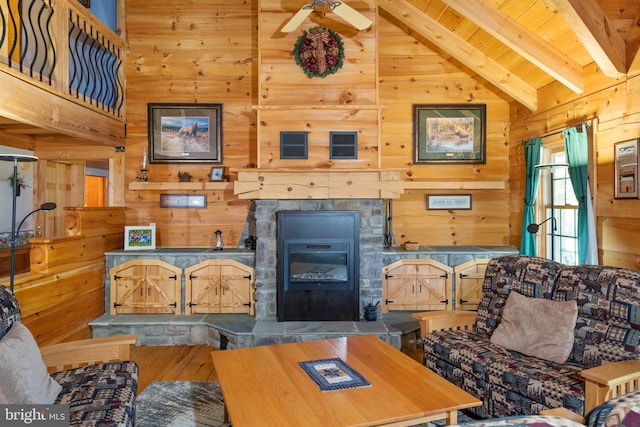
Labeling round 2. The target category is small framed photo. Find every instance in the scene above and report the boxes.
[414,104,486,164]
[427,194,472,210]
[124,225,156,250]
[614,139,640,199]
[210,167,225,181]
[78,0,90,7]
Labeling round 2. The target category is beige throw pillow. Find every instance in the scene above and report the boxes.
[0,323,62,403]
[490,291,578,364]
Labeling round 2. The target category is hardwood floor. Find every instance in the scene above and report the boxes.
[130,344,423,394]
[130,345,219,393]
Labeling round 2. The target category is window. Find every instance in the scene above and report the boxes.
[535,142,579,264]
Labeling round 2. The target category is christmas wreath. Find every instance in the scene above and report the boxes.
[293,26,344,78]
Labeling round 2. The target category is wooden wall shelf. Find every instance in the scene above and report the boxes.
[127,176,505,197]
[252,104,387,110]
[128,182,233,191]
[403,181,506,190]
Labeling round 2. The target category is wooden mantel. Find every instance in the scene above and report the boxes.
[232,169,405,200]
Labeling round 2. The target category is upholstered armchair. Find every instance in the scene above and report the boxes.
[0,285,138,426]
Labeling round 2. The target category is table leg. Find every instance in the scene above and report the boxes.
[446,410,458,425]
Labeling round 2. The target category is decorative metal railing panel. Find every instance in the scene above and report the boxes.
[0,0,125,119]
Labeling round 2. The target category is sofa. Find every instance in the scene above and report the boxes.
[0,285,138,426]
[414,255,640,420]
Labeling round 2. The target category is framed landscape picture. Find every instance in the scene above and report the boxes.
[414,104,486,164]
[148,103,222,164]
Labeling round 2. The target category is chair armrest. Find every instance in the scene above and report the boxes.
[412,310,477,337]
[40,334,137,373]
[581,359,640,415]
[538,407,585,424]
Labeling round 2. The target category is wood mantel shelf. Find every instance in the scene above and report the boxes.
[127,174,505,199]
[231,168,405,199]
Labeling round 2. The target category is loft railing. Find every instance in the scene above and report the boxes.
[0,0,125,120]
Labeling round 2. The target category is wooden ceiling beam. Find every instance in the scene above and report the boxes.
[378,0,538,111]
[545,0,626,77]
[440,0,583,94]
[625,6,640,71]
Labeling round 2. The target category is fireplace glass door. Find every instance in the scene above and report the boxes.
[286,243,351,291]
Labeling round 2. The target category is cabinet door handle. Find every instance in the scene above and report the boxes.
[140,288,143,296]
[148,288,151,296]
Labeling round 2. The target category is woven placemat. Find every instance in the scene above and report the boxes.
[299,357,370,392]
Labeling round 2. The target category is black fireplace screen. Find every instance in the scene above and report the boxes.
[286,243,350,291]
[277,210,360,321]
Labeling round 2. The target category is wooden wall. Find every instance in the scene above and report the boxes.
[123,1,512,248]
[378,14,511,246]
[124,1,256,248]
[509,64,640,270]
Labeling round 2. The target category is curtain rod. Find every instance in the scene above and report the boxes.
[522,120,591,143]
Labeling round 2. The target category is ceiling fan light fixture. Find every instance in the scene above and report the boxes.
[281,0,372,33]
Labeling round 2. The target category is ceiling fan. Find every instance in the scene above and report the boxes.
[281,1,372,33]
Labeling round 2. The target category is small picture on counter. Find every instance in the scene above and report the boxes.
[124,225,156,251]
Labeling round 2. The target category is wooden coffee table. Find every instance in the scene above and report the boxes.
[211,334,481,426]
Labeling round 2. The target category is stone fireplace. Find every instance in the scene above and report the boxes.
[250,199,385,321]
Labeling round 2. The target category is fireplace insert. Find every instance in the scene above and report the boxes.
[277,210,359,321]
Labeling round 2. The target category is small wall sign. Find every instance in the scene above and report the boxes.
[427,194,472,210]
[160,194,207,208]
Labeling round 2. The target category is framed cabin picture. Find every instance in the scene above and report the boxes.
[413,104,486,164]
[148,103,223,164]
[614,139,640,199]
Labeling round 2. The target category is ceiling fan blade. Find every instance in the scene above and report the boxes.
[281,5,314,32]
[330,2,372,30]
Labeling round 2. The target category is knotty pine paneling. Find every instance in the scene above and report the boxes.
[378,15,510,246]
[258,109,379,169]
[124,1,256,247]
[15,262,106,346]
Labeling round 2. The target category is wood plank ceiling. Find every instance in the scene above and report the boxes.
[380,0,640,111]
[2,0,640,140]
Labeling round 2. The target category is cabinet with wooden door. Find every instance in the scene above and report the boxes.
[382,259,452,313]
[185,259,255,315]
[454,258,490,311]
[109,259,181,314]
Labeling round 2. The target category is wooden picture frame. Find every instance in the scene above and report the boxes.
[148,103,222,164]
[159,194,207,208]
[427,194,472,210]
[414,104,486,164]
[124,225,156,250]
[210,167,225,181]
[614,139,640,199]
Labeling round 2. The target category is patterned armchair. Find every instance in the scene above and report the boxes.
[0,285,138,426]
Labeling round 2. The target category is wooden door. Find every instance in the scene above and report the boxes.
[414,261,452,311]
[454,258,489,311]
[383,259,452,312]
[110,259,181,314]
[185,260,254,315]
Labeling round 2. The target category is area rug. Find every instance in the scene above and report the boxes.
[136,381,227,427]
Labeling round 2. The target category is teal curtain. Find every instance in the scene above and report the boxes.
[519,137,542,255]
[563,125,592,264]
